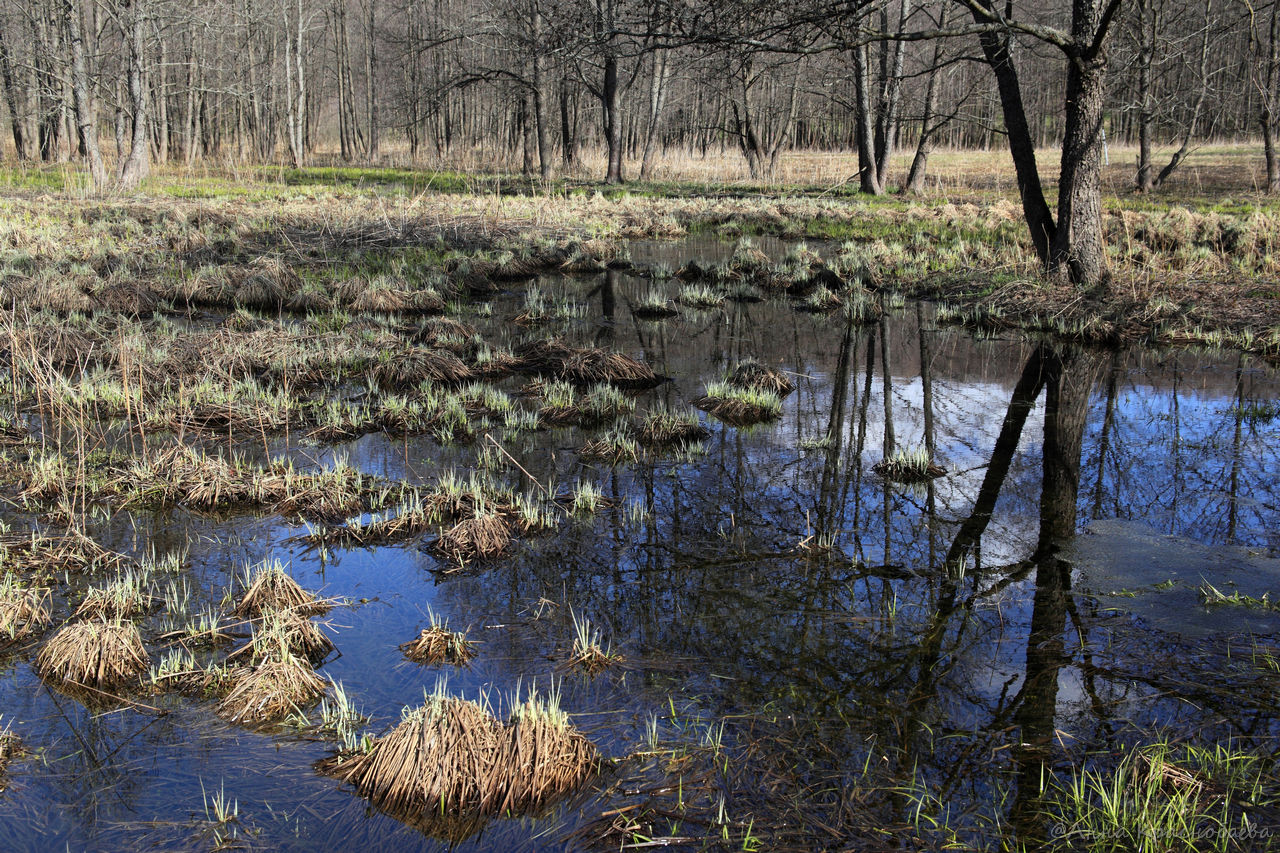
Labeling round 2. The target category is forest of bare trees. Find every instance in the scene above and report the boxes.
[1,0,1277,282]
[2,0,1275,182]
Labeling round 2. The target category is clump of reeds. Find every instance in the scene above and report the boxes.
[677,283,726,309]
[217,650,328,725]
[434,511,512,563]
[516,339,660,388]
[0,574,51,642]
[319,685,500,819]
[319,680,597,828]
[489,683,599,814]
[234,559,330,618]
[303,496,435,548]
[797,286,843,312]
[580,423,640,464]
[371,347,473,388]
[75,570,150,620]
[569,611,622,675]
[631,290,678,319]
[400,610,476,666]
[579,383,636,425]
[728,359,796,395]
[873,447,946,483]
[35,618,149,691]
[537,379,581,426]
[232,608,336,665]
[147,648,215,695]
[693,382,783,426]
[0,716,22,777]
[638,405,709,448]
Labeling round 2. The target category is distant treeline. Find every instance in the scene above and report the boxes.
[0,0,1276,192]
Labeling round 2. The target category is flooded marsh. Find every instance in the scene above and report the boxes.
[0,227,1279,851]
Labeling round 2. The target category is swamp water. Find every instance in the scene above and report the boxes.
[1,239,1279,851]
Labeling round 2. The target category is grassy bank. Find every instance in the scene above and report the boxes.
[1,146,1278,356]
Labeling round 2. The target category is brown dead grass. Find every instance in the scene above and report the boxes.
[35,619,149,690]
[400,626,476,666]
[217,655,327,724]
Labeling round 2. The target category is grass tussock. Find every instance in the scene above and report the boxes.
[218,652,328,725]
[400,614,476,667]
[516,339,660,388]
[0,574,51,643]
[638,405,710,448]
[319,681,597,833]
[693,382,784,426]
[234,559,330,618]
[232,608,336,665]
[873,447,946,483]
[434,512,512,563]
[1045,738,1278,852]
[35,618,149,691]
[728,359,796,395]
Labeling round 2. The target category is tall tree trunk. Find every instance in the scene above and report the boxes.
[1134,0,1155,191]
[1050,0,1111,286]
[1261,0,1279,192]
[971,2,1056,265]
[63,0,106,188]
[184,32,199,164]
[874,0,910,184]
[0,33,26,159]
[531,9,550,178]
[153,30,169,164]
[560,76,578,168]
[602,52,623,183]
[639,48,669,179]
[905,8,947,193]
[851,43,882,194]
[365,0,378,159]
[520,94,535,175]
[118,0,150,189]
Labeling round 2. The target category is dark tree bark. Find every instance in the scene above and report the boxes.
[602,51,624,183]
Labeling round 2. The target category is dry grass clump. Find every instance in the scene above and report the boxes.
[728,359,796,395]
[434,512,512,563]
[232,608,336,665]
[303,504,435,548]
[873,447,946,483]
[371,347,474,388]
[320,688,500,819]
[489,686,600,814]
[638,406,710,448]
[0,528,127,574]
[74,570,150,620]
[693,382,784,426]
[115,444,284,510]
[95,279,158,315]
[0,574,51,642]
[516,339,660,388]
[234,559,330,618]
[35,618,149,691]
[217,652,327,724]
[320,682,597,830]
[400,616,476,667]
